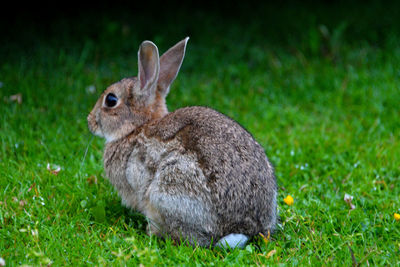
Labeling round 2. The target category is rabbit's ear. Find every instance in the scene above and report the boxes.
[137,41,160,103]
[158,37,189,97]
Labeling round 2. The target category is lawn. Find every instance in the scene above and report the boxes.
[1,1,400,265]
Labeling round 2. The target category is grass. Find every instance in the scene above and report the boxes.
[1,1,400,265]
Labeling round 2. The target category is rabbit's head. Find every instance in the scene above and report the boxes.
[88,38,189,142]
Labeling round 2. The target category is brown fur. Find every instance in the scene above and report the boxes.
[145,106,277,237]
[88,38,277,247]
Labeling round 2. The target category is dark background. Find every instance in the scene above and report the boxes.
[2,0,399,57]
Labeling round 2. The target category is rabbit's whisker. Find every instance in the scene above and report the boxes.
[79,135,94,172]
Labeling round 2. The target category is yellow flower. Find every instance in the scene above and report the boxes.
[394,213,400,221]
[284,195,294,206]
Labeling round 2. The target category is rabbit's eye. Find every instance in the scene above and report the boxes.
[105,93,118,108]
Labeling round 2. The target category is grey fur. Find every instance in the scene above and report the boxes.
[88,38,277,247]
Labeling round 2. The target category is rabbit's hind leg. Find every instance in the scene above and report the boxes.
[146,188,217,246]
[145,155,219,246]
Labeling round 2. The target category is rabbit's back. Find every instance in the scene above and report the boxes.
[145,106,277,237]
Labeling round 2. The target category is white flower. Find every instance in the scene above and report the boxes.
[86,85,96,94]
[31,229,39,237]
[344,193,355,210]
[9,93,22,104]
[47,163,61,175]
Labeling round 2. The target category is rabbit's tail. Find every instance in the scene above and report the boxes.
[215,233,249,249]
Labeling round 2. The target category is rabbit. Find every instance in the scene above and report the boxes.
[87,37,277,248]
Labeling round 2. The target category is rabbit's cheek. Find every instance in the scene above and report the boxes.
[100,112,138,143]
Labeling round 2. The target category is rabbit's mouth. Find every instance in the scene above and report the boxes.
[87,112,104,138]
